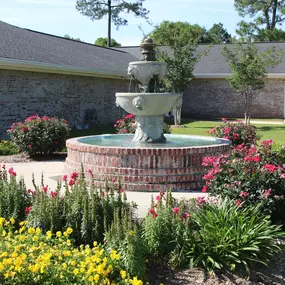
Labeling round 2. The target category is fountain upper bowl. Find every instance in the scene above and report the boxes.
[128,61,167,85]
[116,92,182,116]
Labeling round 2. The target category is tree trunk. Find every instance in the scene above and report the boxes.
[271,0,278,29]
[107,0,111,47]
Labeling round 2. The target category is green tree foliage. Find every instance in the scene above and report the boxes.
[150,21,206,46]
[222,42,282,124]
[76,0,149,47]
[235,0,285,41]
[202,23,232,43]
[63,34,82,41]
[95,37,121,47]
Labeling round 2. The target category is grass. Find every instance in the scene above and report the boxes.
[171,120,285,144]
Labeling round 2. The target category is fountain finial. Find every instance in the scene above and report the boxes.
[140,37,156,61]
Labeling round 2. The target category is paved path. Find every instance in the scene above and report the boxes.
[6,161,207,218]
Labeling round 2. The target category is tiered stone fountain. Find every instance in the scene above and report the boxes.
[65,38,231,191]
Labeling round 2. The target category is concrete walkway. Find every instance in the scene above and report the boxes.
[6,161,207,218]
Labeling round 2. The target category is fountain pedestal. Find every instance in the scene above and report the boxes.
[133,115,166,143]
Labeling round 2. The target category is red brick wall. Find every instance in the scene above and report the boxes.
[182,78,284,119]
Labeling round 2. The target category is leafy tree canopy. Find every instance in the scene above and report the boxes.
[235,0,285,40]
[95,37,121,47]
[76,0,149,47]
[150,21,231,46]
[222,42,282,124]
[64,34,82,41]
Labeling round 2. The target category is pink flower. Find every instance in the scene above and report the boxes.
[160,190,165,196]
[50,191,57,198]
[261,140,274,147]
[235,200,242,207]
[262,164,279,173]
[222,117,227,122]
[68,179,75,186]
[172,207,180,214]
[29,144,32,150]
[196,197,206,205]
[114,124,117,127]
[201,185,208,193]
[43,185,48,193]
[62,174,68,181]
[25,206,32,216]
[182,212,190,219]
[264,189,271,198]
[70,172,78,180]
[280,174,285,179]
[88,169,93,175]
[155,195,161,201]
[119,188,124,193]
[55,140,59,145]
[202,156,216,167]
[112,178,116,183]
[8,167,16,176]
[2,164,5,169]
[239,191,249,198]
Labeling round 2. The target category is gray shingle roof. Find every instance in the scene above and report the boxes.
[0,21,137,76]
[115,43,285,74]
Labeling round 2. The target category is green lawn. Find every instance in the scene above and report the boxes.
[171,120,285,144]
[68,120,285,145]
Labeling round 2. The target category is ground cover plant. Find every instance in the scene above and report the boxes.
[0,140,20,156]
[8,115,69,157]
[0,164,284,284]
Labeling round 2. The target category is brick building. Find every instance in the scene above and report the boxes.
[0,20,284,138]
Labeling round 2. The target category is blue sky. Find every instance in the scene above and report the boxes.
[0,0,242,46]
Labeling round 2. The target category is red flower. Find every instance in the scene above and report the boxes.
[148,208,158,218]
[2,164,5,169]
[101,191,105,198]
[8,167,16,176]
[50,191,57,197]
[43,185,48,193]
[261,140,274,147]
[155,195,161,201]
[62,174,68,181]
[111,178,116,183]
[196,197,206,205]
[119,188,124,193]
[70,172,78,180]
[88,169,93,175]
[25,206,32,215]
[172,207,180,214]
[55,140,59,145]
[68,179,75,186]
[160,190,165,196]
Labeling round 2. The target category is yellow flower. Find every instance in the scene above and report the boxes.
[88,276,93,282]
[35,228,41,235]
[129,230,135,236]
[130,276,143,285]
[94,274,100,282]
[9,217,15,225]
[93,241,98,247]
[73,268,79,275]
[66,227,73,234]
[120,270,127,279]
[0,217,5,226]
[56,231,62,237]
[46,231,52,239]
[28,228,35,234]
[66,239,71,246]
[2,230,6,237]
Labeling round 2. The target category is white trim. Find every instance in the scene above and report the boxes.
[194,73,285,79]
[284,81,285,119]
[0,58,127,79]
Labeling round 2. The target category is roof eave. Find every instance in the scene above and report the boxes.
[0,58,127,79]
[194,73,285,79]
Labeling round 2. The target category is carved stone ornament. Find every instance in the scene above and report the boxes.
[132,96,146,111]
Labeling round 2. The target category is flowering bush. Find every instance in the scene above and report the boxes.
[8,115,69,156]
[208,118,259,147]
[202,140,285,225]
[27,170,133,246]
[0,218,143,285]
[114,114,171,134]
[0,165,32,222]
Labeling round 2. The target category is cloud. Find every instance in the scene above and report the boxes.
[15,0,73,7]
[205,7,235,13]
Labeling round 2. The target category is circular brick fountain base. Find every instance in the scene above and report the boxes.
[65,135,231,192]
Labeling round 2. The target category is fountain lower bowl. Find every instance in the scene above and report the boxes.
[65,134,231,192]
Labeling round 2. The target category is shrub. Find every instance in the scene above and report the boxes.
[8,115,69,156]
[0,140,20,155]
[27,170,134,245]
[114,113,171,134]
[189,198,283,275]
[0,219,143,285]
[202,140,285,225]
[0,165,32,222]
[142,191,193,269]
[208,118,259,147]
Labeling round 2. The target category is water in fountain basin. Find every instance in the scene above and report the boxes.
[78,134,229,148]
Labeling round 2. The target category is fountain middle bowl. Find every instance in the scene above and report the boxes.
[116,92,181,116]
